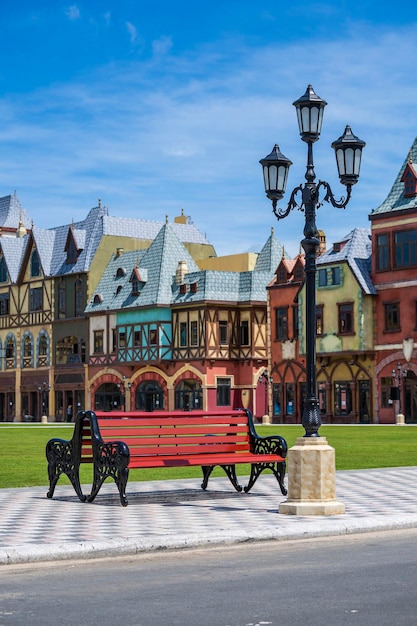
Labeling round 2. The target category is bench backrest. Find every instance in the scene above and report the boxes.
[75,409,255,461]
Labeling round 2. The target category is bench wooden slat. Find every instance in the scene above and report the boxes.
[128,443,249,456]
[99,434,249,446]
[129,452,284,468]
[98,425,247,437]
[96,416,248,428]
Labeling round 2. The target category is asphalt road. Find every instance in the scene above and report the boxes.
[2,529,417,626]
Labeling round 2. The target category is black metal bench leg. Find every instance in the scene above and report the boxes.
[115,468,129,507]
[221,465,243,492]
[244,461,287,495]
[201,465,214,490]
[46,471,59,499]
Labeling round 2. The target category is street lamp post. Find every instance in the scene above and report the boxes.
[260,84,365,437]
[258,369,273,423]
[38,381,51,423]
[260,85,365,515]
[392,362,407,424]
[117,375,133,412]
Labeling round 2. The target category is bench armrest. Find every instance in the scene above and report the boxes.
[92,439,130,466]
[251,434,288,458]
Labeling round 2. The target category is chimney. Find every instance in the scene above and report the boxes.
[176,260,188,285]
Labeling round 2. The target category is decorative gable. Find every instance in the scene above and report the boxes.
[293,257,305,282]
[275,260,288,284]
[401,162,417,198]
[64,226,83,264]
[129,266,147,296]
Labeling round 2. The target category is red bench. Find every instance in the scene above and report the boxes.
[46,408,287,506]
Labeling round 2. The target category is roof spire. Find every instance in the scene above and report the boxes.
[16,209,27,238]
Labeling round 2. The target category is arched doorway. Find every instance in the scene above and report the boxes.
[175,379,202,411]
[135,381,164,411]
[94,383,123,412]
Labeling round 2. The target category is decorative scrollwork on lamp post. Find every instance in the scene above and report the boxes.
[260,85,365,437]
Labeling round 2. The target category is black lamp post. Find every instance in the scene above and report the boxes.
[38,381,51,420]
[260,85,365,437]
[117,375,132,411]
[392,362,407,416]
[258,369,273,419]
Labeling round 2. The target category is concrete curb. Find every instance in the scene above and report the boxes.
[3,515,417,566]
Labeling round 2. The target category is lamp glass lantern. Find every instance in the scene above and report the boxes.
[293,84,327,143]
[331,125,366,186]
[259,144,292,202]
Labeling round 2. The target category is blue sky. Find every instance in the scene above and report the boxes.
[1,2,417,256]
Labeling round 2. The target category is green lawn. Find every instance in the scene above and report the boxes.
[1,423,416,489]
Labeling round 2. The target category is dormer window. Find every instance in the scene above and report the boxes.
[180,284,187,294]
[277,266,287,283]
[66,237,78,264]
[294,263,304,281]
[93,294,103,304]
[130,266,146,296]
[0,255,8,283]
[131,277,140,296]
[401,163,417,198]
[116,267,126,278]
[30,249,41,277]
[190,282,198,293]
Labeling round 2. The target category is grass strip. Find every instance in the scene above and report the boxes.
[1,424,416,489]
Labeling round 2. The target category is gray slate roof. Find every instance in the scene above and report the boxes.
[0,236,28,283]
[0,194,215,282]
[86,223,201,312]
[88,226,284,312]
[102,215,210,245]
[0,192,31,230]
[370,137,417,215]
[173,230,283,305]
[317,227,376,295]
[254,227,285,272]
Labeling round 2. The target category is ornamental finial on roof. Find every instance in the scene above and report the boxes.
[166,214,169,224]
[71,218,75,230]
[271,226,274,236]
[98,198,101,207]
[16,209,27,238]
[409,149,413,165]
[281,245,285,260]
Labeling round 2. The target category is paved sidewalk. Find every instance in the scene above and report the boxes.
[2,467,417,566]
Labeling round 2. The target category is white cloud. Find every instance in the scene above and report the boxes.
[152,36,173,56]
[2,22,417,256]
[126,21,138,44]
[65,5,80,20]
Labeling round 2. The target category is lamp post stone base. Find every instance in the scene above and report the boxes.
[279,436,345,516]
[396,413,405,425]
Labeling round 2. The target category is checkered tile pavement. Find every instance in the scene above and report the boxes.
[2,467,417,564]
